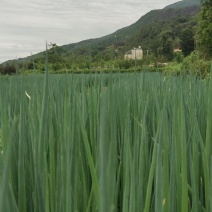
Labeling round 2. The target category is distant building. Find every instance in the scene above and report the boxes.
[124,46,143,60]
[173,48,182,53]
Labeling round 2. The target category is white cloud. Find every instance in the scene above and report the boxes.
[0,0,178,63]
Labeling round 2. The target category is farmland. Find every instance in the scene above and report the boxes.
[0,68,212,211]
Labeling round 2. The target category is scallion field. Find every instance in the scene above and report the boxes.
[0,67,212,211]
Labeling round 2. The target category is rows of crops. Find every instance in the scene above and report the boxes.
[0,68,212,211]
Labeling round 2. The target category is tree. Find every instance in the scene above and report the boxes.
[0,63,16,75]
[48,43,66,71]
[161,30,174,60]
[196,0,212,58]
[162,38,174,60]
[179,27,194,56]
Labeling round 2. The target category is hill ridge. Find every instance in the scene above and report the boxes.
[1,0,201,66]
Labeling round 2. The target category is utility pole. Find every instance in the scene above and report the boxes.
[114,35,117,44]
[31,52,36,71]
[134,47,137,68]
[89,43,92,71]
[114,35,117,61]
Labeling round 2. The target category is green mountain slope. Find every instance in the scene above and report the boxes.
[165,0,200,9]
[61,5,200,63]
[63,5,200,54]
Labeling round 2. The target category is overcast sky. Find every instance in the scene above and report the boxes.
[0,0,178,63]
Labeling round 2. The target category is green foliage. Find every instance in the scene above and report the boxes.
[179,27,195,56]
[197,0,212,58]
[118,59,135,69]
[181,51,211,77]
[0,63,16,75]
[165,0,200,9]
[162,38,174,60]
[173,51,184,63]
[201,0,212,6]
[48,43,66,71]
[1,70,212,211]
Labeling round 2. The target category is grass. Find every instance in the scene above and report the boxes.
[0,65,212,211]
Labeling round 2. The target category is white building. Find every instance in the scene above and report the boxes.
[124,46,143,60]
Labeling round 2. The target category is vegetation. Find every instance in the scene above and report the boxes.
[165,0,200,9]
[47,43,66,71]
[1,1,212,211]
[1,0,211,78]
[0,63,16,75]
[1,63,212,211]
[179,27,195,56]
[197,0,212,58]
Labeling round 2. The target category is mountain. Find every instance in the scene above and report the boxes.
[165,0,200,9]
[61,1,200,56]
[1,0,201,69]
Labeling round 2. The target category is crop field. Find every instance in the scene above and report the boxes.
[0,68,212,211]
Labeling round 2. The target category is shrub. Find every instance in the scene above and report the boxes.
[173,51,184,63]
[181,51,211,77]
[0,64,16,75]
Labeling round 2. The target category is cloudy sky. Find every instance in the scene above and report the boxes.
[0,0,178,63]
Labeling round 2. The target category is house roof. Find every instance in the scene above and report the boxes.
[125,47,143,54]
[125,50,132,54]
